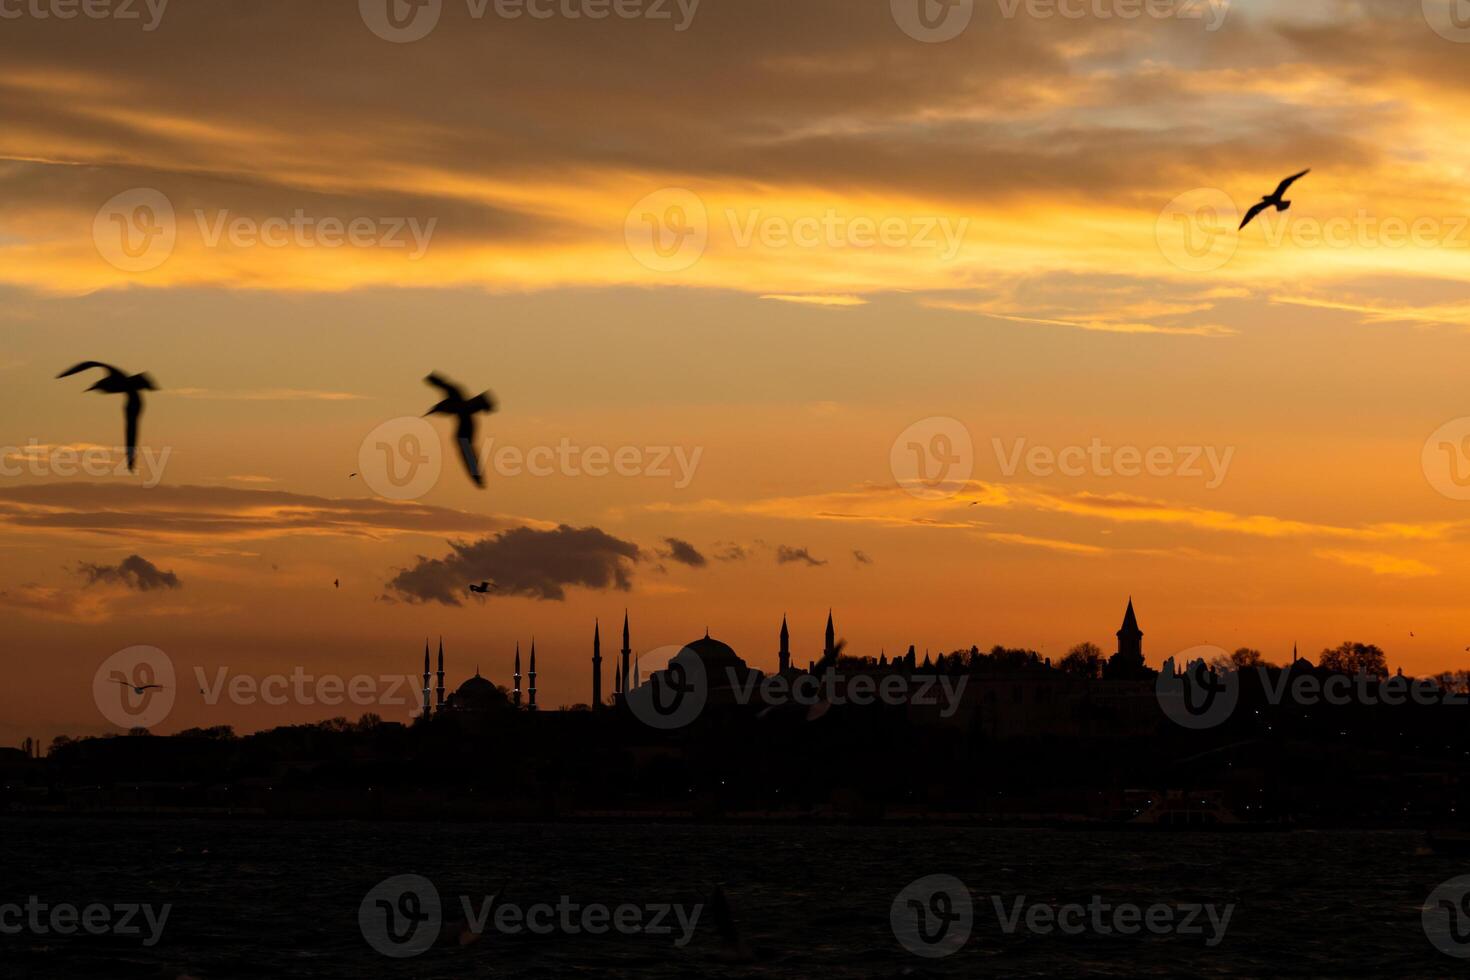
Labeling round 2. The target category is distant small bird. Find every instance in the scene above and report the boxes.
[469,581,490,594]
[112,678,164,696]
[424,373,497,487]
[348,472,358,478]
[1239,169,1310,231]
[334,579,340,589]
[56,361,157,472]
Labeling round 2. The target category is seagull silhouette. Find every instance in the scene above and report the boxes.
[1239,169,1310,231]
[56,361,157,472]
[424,373,497,487]
[468,581,490,594]
[111,678,165,696]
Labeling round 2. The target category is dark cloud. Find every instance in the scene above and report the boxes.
[0,0,1393,272]
[387,525,642,605]
[0,484,510,541]
[776,545,827,567]
[77,554,181,591]
[853,549,873,565]
[659,537,707,568]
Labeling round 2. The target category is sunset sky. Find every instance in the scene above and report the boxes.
[4,0,1470,744]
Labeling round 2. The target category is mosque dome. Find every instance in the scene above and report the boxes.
[444,670,508,712]
[673,633,747,672]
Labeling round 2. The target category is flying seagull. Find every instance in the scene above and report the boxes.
[469,581,490,594]
[424,373,497,487]
[1239,169,1310,231]
[111,678,165,696]
[56,362,157,472]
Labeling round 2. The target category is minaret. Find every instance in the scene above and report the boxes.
[779,615,791,673]
[528,640,538,710]
[513,642,522,708]
[620,611,632,700]
[421,640,431,718]
[435,638,445,710]
[824,610,836,661]
[633,653,640,690]
[592,619,603,711]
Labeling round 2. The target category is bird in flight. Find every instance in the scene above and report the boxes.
[56,362,157,472]
[424,373,497,487]
[111,678,165,696]
[334,578,340,589]
[469,581,490,594]
[1239,169,1310,231]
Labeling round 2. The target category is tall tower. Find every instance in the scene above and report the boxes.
[592,619,603,711]
[1104,597,1147,680]
[528,640,538,711]
[1116,598,1143,661]
[779,615,791,673]
[824,610,836,660]
[435,638,445,710]
[620,611,632,700]
[513,642,522,708]
[422,640,432,718]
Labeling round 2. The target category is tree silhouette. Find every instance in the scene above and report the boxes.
[1059,642,1105,679]
[1318,641,1389,678]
